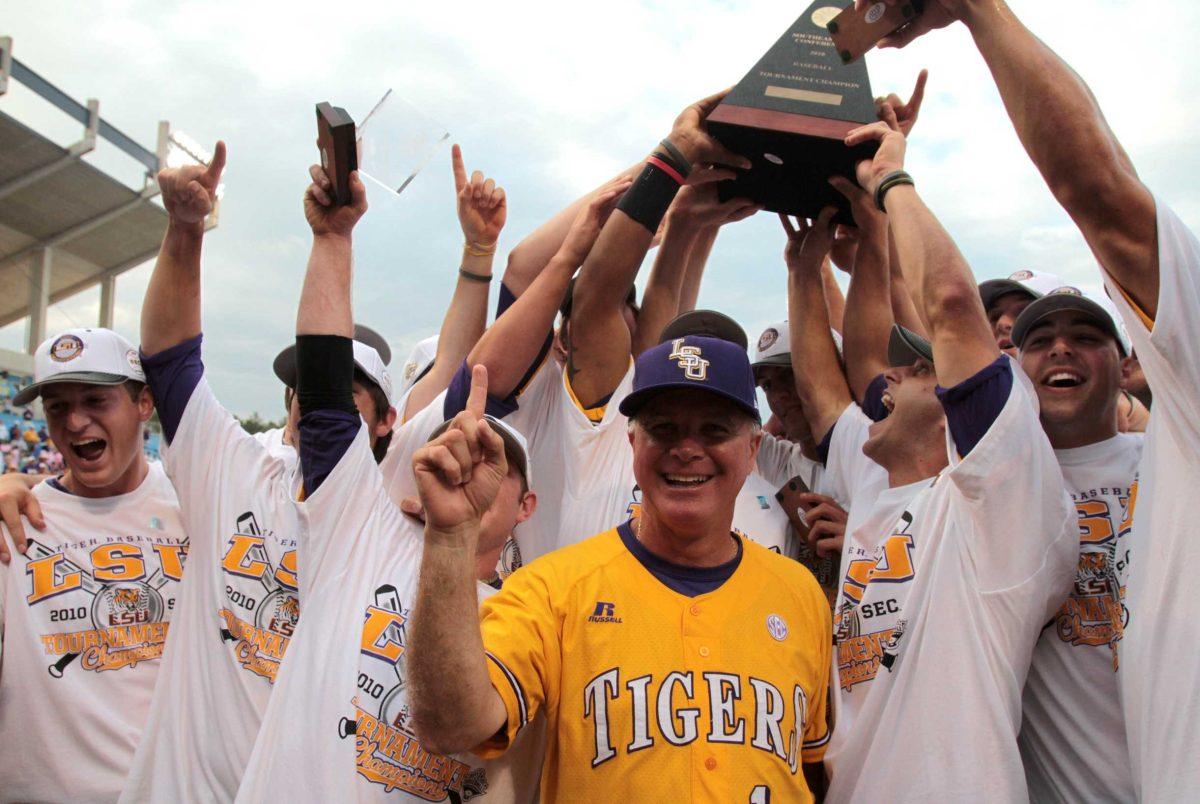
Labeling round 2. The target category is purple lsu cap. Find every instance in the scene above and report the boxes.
[619,335,760,422]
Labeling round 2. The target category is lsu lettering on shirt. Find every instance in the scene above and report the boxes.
[476,524,832,803]
[1100,200,1200,800]
[238,427,540,803]
[1019,433,1142,802]
[0,464,185,802]
[122,373,304,802]
[823,362,1077,803]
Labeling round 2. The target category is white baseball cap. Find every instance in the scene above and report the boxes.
[397,335,439,396]
[978,269,1068,312]
[429,414,533,488]
[752,319,843,371]
[14,328,146,406]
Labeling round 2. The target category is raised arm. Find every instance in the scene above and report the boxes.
[632,184,758,355]
[500,163,643,298]
[403,146,506,419]
[831,174,892,402]
[410,366,509,754]
[141,142,225,355]
[784,209,854,441]
[846,121,998,386]
[873,0,1158,315]
[463,178,630,399]
[568,90,751,407]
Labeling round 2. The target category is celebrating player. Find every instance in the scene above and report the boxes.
[235,164,539,801]
[0,328,186,802]
[871,0,1200,794]
[1010,286,1141,800]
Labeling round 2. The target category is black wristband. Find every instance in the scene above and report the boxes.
[617,162,682,234]
[657,138,692,179]
[874,170,914,212]
[296,334,358,417]
[459,267,493,283]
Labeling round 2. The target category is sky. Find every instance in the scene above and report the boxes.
[3,0,1199,418]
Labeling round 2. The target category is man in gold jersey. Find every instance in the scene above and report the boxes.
[407,332,833,803]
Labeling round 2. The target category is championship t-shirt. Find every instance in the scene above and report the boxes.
[123,341,305,803]
[1019,433,1142,803]
[1100,199,1200,800]
[824,361,1077,803]
[0,464,185,802]
[236,426,540,803]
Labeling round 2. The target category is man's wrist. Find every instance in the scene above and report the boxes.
[663,133,703,167]
[962,0,1009,35]
[424,521,482,550]
[312,231,353,247]
[166,218,205,239]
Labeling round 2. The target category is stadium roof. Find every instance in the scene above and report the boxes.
[0,36,216,349]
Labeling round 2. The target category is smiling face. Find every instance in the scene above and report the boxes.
[41,381,153,498]
[755,365,810,441]
[987,291,1036,357]
[629,389,761,538]
[1018,311,1122,446]
[863,359,945,470]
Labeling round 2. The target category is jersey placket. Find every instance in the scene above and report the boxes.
[682,594,724,801]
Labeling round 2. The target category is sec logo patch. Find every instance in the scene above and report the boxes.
[766,614,788,641]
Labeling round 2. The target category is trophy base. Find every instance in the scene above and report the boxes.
[708,104,878,226]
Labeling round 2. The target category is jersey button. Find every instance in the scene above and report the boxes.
[689,604,701,616]
[705,757,717,771]
[698,646,710,658]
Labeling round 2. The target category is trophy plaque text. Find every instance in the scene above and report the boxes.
[707,1,880,224]
[316,102,358,206]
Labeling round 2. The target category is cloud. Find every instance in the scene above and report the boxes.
[3,0,1200,415]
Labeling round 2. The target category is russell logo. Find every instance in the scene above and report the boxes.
[588,601,623,624]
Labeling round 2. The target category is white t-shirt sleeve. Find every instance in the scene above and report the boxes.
[943,361,1077,592]
[162,377,282,540]
[822,403,875,507]
[1103,199,1200,442]
[379,389,453,503]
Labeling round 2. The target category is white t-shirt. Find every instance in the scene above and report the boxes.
[0,464,185,803]
[379,389,458,505]
[237,426,540,803]
[122,378,304,803]
[505,360,802,561]
[1020,433,1142,803]
[824,363,1078,803]
[1100,199,1200,801]
[252,426,297,467]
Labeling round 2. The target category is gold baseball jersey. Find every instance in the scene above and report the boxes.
[477,524,832,803]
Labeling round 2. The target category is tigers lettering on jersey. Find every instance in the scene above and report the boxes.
[22,536,184,677]
[583,667,812,774]
[217,510,300,683]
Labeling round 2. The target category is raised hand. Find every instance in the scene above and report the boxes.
[158,140,225,224]
[876,69,928,137]
[844,119,908,196]
[669,184,760,231]
[665,89,753,174]
[557,174,634,266]
[856,0,965,49]
[452,144,507,247]
[305,164,368,238]
[0,473,45,564]
[780,207,837,273]
[412,365,508,537]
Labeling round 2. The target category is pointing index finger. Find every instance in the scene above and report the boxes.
[203,140,227,185]
[466,364,489,420]
[451,144,467,193]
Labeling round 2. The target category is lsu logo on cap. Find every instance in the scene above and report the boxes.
[403,361,419,381]
[1009,270,1034,281]
[1050,286,1083,296]
[49,334,84,363]
[669,338,709,381]
[757,328,779,353]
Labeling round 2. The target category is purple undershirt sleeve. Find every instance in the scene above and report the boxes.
[861,373,889,423]
[935,356,1013,457]
[296,334,360,495]
[140,334,205,445]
